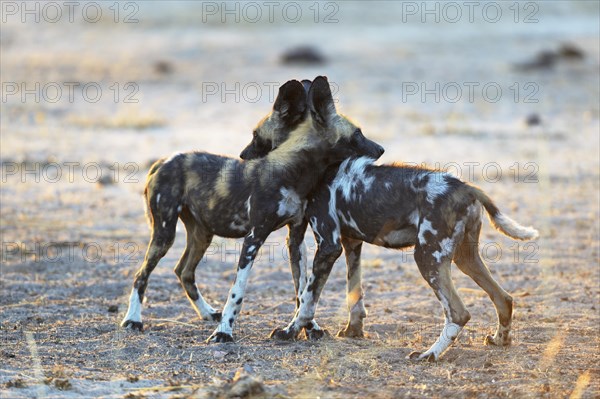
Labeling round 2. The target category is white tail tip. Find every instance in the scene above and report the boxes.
[492,213,539,241]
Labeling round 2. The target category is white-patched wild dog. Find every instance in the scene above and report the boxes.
[121,77,384,343]
[241,91,539,361]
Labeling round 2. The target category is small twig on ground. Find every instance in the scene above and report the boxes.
[148,318,197,328]
[236,334,251,343]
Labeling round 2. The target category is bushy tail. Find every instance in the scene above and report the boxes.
[471,187,539,241]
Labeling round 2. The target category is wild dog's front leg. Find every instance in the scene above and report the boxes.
[286,222,325,336]
[206,228,268,343]
[271,240,342,341]
[337,237,367,338]
[287,221,309,309]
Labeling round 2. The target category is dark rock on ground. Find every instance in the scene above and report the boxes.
[281,46,326,65]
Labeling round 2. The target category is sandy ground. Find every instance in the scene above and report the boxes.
[1,2,599,398]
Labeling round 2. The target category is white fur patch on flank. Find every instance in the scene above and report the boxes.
[156,193,161,205]
[418,219,437,245]
[331,157,376,202]
[162,221,166,228]
[492,213,539,240]
[337,210,364,237]
[384,228,416,247]
[277,187,302,217]
[426,173,449,204]
[122,288,142,323]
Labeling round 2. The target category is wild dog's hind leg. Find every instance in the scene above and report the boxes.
[409,215,471,362]
[408,253,471,362]
[121,198,178,331]
[337,237,367,338]
[174,207,221,322]
[454,206,513,346]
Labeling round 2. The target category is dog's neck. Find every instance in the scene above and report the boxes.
[255,120,340,197]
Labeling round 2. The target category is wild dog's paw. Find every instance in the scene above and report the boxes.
[206,331,234,343]
[306,328,330,341]
[407,351,438,362]
[336,323,365,338]
[269,327,299,341]
[121,320,144,331]
[484,333,511,347]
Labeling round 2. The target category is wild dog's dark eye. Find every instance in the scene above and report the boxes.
[353,129,362,137]
[252,130,258,138]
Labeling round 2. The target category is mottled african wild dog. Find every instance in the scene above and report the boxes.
[242,104,539,361]
[121,77,384,343]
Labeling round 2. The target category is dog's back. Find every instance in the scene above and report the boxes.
[308,159,537,249]
[144,152,256,238]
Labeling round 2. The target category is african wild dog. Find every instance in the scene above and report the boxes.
[242,111,539,361]
[120,77,384,343]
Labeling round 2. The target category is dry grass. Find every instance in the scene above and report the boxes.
[67,111,166,130]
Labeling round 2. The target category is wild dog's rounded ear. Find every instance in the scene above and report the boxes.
[273,80,308,125]
[308,76,336,128]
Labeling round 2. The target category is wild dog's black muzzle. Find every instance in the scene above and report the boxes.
[364,140,385,160]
